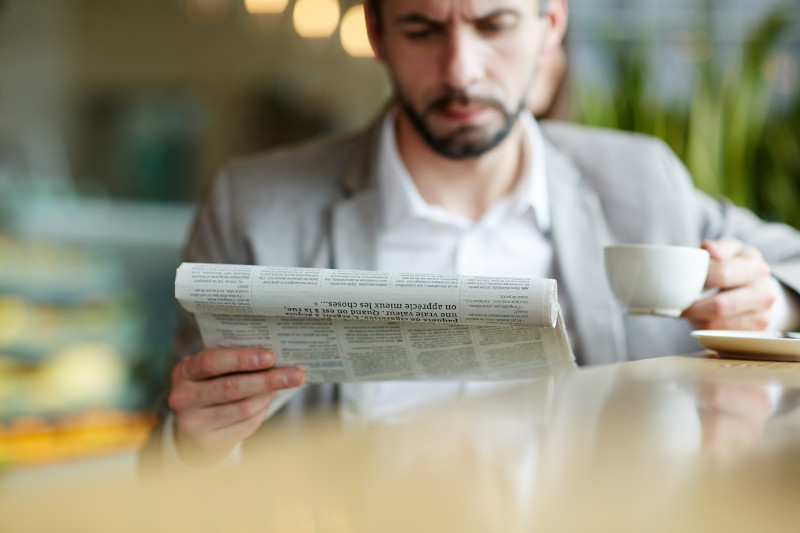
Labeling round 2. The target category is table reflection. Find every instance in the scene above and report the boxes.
[535,355,800,532]
[3,355,800,532]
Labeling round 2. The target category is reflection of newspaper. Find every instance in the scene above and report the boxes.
[175,263,576,383]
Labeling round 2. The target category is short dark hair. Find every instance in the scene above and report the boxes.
[366,0,382,30]
[367,0,550,31]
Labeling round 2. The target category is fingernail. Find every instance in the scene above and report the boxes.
[283,369,304,387]
[253,350,272,367]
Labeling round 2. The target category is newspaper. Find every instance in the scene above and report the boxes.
[175,263,576,383]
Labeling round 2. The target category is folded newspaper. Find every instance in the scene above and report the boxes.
[175,263,576,383]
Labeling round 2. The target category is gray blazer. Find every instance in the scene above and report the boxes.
[171,116,800,369]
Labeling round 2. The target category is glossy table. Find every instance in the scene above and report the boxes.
[3,354,800,532]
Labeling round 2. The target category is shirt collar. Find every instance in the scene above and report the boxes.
[377,108,550,233]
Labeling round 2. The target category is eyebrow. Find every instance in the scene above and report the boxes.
[393,13,442,26]
[393,8,520,26]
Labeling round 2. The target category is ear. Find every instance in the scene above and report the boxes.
[541,0,568,53]
[365,2,387,63]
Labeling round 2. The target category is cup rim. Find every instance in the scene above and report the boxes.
[604,244,709,256]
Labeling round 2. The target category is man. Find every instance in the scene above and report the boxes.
[158,0,800,468]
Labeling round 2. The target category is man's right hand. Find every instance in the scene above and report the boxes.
[168,348,305,466]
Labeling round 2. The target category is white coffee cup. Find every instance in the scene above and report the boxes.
[604,244,710,317]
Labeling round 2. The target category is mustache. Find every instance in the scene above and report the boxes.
[424,91,506,116]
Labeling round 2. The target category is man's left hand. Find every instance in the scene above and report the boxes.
[695,380,773,459]
[681,238,776,330]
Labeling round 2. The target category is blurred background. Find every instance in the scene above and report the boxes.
[0,0,798,473]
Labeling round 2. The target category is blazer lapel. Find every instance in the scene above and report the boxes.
[329,114,384,272]
[331,190,381,271]
[546,139,627,365]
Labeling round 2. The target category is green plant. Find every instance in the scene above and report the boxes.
[574,10,800,228]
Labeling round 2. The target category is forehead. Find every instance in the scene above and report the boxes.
[382,0,538,19]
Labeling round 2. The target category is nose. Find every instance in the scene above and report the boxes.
[441,26,485,91]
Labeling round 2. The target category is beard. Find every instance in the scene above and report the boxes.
[396,89,524,160]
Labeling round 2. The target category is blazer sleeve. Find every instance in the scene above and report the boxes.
[139,166,255,474]
[147,165,256,399]
[657,141,800,295]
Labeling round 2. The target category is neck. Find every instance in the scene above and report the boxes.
[395,109,526,221]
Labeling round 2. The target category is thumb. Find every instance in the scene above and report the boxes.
[702,238,743,261]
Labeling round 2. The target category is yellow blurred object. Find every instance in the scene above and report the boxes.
[340,5,373,58]
[0,416,56,464]
[0,410,155,466]
[293,0,340,38]
[0,299,126,354]
[244,0,288,14]
[0,296,29,344]
[1,342,128,417]
[34,342,127,410]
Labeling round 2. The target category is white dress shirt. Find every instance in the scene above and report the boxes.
[353,109,558,422]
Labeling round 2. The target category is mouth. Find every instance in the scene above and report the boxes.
[435,104,489,123]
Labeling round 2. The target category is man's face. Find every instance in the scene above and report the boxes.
[372,0,550,159]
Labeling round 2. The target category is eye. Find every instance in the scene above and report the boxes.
[402,22,440,40]
[406,29,432,39]
[476,14,517,34]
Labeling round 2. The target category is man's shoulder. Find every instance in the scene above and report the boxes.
[539,120,688,195]
[194,123,380,267]
[540,120,672,165]
[540,121,704,243]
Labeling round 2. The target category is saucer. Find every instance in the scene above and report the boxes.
[691,330,800,362]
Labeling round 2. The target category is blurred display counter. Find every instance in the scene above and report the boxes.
[0,197,193,467]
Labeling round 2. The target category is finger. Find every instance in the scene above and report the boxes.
[192,367,305,407]
[696,383,773,419]
[176,391,278,437]
[705,248,770,290]
[176,401,275,459]
[699,410,764,458]
[192,413,268,453]
[702,238,745,261]
[682,278,776,322]
[178,349,275,381]
[688,309,772,332]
